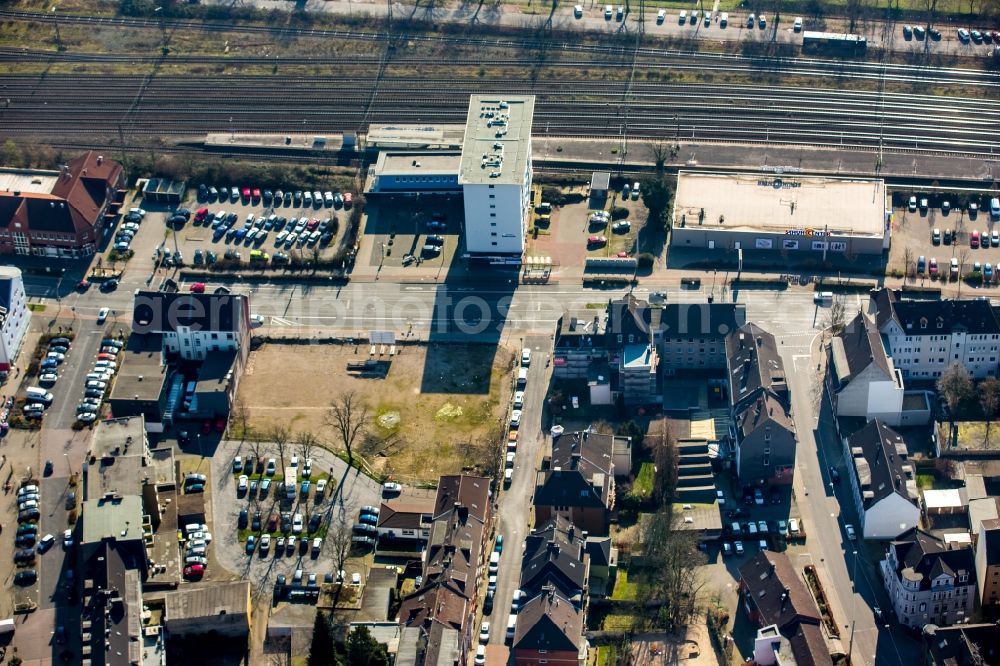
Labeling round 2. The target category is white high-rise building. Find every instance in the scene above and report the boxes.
[458,95,534,257]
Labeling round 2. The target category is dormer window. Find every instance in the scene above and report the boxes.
[959,573,968,583]
[937,317,944,329]
[920,317,928,329]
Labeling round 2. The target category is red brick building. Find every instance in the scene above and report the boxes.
[0,151,125,258]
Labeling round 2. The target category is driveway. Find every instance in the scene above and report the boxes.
[208,439,381,605]
[488,334,552,644]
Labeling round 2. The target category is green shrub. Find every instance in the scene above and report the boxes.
[636,253,655,270]
[610,207,629,220]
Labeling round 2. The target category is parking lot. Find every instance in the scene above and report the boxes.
[526,185,647,266]
[207,439,382,604]
[361,195,464,269]
[890,197,1000,288]
[153,186,353,272]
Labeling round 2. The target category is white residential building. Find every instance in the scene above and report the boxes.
[827,310,905,425]
[458,95,534,257]
[842,420,920,540]
[872,288,1000,380]
[881,531,976,629]
[0,266,29,374]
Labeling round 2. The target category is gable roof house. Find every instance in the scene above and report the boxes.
[519,516,590,603]
[738,550,832,666]
[396,475,491,666]
[725,323,796,487]
[827,310,905,425]
[842,420,920,540]
[512,585,585,666]
[873,288,1000,380]
[880,531,976,628]
[0,151,125,258]
[534,430,620,536]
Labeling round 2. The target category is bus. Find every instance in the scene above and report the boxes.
[802,31,867,56]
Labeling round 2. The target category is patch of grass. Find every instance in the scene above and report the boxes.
[610,569,638,601]
[916,473,936,489]
[27,303,47,312]
[632,462,655,499]
[595,645,617,666]
[602,613,638,631]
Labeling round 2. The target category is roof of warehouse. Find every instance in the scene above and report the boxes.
[459,95,534,186]
[672,171,886,237]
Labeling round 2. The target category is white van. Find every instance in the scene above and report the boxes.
[517,368,528,388]
[813,291,833,304]
[991,197,1000,220]
[489,551,500,574]
[86,380,107,391]
[26,387,54,404]
[506,614,517,641]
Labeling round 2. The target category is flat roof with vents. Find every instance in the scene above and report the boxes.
[672,171,887,237]
[458,95,534,186]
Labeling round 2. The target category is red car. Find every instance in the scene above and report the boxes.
[929,257,938,275]
[241,187,251,199]
[971,230,981,248]
[183,564,205,579]
[306,219,319,231]
[194,207,209,222]
[189,283,206,293]
[76,280,90,291]
[252,188,261,200]
[343,192,353,208]
[214,416,226,433]
[201,419,212,434]
[587,235,607,246]
[97,353,117,361]
[616,251,630,258]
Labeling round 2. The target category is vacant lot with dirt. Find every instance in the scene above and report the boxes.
[237,341,516,483]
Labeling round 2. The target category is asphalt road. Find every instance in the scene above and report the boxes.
[780,322,920,666]
[488,335,551,645]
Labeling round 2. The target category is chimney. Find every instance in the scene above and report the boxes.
[547,541,560,557]
[740,332,745,348]
[570,452,582,469]
[756,336,763,347]
[780,591,788,611]
[568,525,575,541]
[97,155,103,165]
[743,358,751,374]
[769,562,776,577]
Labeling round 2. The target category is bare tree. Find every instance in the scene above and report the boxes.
[903,247,914,280]
[270,424,291,474]
[648,419,677,509]
[646,140,671,174]
[938,362,973,427]
[637,510,706,631]
[826,298,846,334]
[296,431,321,463]
[325,391,370,466]
[979,377,1000,441]
[231,396,250,441]
[328,500,356,606]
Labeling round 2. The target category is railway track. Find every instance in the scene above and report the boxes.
[1,73,997,155]
[2,8,999,89]
[1,9,998,156]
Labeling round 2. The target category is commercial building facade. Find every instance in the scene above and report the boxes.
[458,96,534,257]
[0,151,125,257]
[669,171,889,257]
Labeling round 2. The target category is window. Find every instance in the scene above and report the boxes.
[490,213,496,217]
[488,184,495,189]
